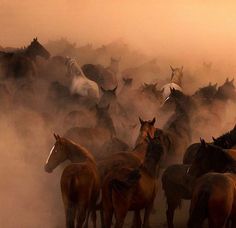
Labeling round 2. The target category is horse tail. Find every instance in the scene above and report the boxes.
[63,175,78,228]
[110,168,141,192]
[188,189,210,228]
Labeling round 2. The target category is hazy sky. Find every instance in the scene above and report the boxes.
[1,0,236,59]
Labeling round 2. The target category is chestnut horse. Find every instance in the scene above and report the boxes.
[45,134,100,228]
[187,139,236,228]
[102,133,164,228]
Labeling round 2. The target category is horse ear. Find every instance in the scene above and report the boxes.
[181,66,184,71]
[35,37,38,41]
[101,87,106,93]
[231,78,234,83]
[212,136,216,142]
[53,133,58,140]
[214,83,217,88]
[150,117,156,126]
[153,83,157,88]
[170,65,174,71]
[144,83,148,87]
[226,78,229,83]
[200,138,206,147]
[139,117,144,125]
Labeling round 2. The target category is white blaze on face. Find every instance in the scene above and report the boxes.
[45,145,55,165]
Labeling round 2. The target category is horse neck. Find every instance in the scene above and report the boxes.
[25,45,38,61]
[64,140,95,164]
[132,140,148,160]
[171,75,182,86]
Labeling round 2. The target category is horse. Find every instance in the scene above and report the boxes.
[183,124,236,164]
[161,99,192,164]
[0,37,50,81]
[64,104,116,157]
[65,57,100,100]
[162,164,192,228]
[161,66,183,102]
[82,58,119,90]
[45,134,100,228]
[188,172,236,228]
[102,133,164,228]
[45,118,157,227]
[186,139,236,228]
[192,82,218,105]
[139,82,164,104]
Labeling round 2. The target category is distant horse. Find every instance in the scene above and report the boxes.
[161,66,183,102]
[161,97,192,163]
[64,104,116,156]
[215,78,236,102]
[187,139,236,228]
[0,37,50,81]
[102,133,164,228]
[183,124,236,164]
[139,82,164,103]
[65,57,100,100]
[82,57,119,90]
[192,82,218,105]
[45,134,100,228]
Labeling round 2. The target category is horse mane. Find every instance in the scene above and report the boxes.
[213,125,236,148]
[62,137,95,163]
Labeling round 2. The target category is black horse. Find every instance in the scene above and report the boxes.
[183,124,236,164]
[0,38,50,81]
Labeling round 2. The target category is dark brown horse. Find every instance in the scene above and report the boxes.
[187,139,236,228]
[183,124,236,164]
[45,134,100,228]
[0,38,50,80]
[162,164,192,228]
[64,104,116,157]
[102,133,164,228]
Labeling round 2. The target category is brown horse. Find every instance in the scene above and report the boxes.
[45,134,100,228]
[188,173,236,228]
[187,139,236,228]
[102,133,164,228]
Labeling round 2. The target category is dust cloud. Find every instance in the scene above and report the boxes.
[1,0,236,227]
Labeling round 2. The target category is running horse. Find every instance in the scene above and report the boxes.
[45,134,100,228]
[162,66,183,102]
[0,38,50,81]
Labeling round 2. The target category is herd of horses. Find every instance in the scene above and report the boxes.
[1,38,236,227]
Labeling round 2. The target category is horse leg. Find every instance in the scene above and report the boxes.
[131,210,141,228]
[91,209,97,228]
[83,209,91,228]
[166,201,179,228]
[143,202,154,228]
[65,203,76,228]
[114,208,127,228]
[76,206,87,228]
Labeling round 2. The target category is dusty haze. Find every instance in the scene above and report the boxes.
[1,0,236,62]
[1,1,236,227]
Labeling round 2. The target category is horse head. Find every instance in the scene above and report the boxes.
[216,77,236,101]
[27,37,50,60]
[135,117,156,146]
[187,138,236,179]
[44,134,68,173]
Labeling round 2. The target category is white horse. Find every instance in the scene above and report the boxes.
[65,57,100,99]
[162,65,183,101]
